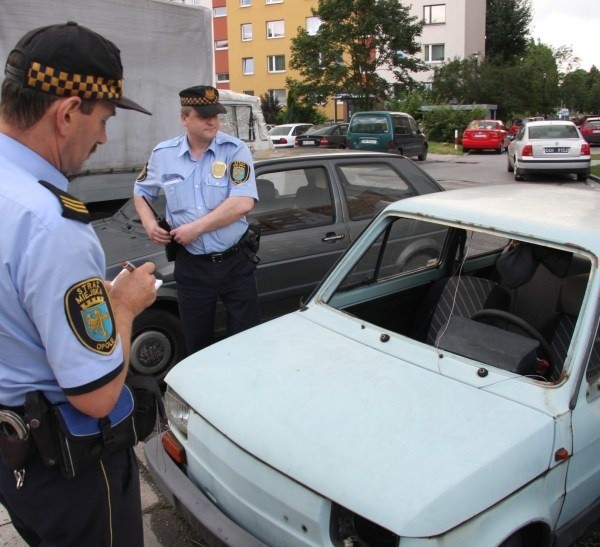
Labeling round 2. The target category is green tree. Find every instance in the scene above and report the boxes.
[289,0,425,111]
[431,57,478,104]
[560,69,589,113]
[281,81,328,125]
[260,90,283,125]
[485,0,532,63]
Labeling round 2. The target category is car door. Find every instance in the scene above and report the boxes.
[556,321,600,533]
[250,161,350,320]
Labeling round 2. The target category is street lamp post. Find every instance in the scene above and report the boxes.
[542,72,547,119]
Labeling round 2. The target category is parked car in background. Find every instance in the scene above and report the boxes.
[294,122,348,149]
[461,119,509,153]
[267,123,313,148]
[94,150,443,379]
[507,120,591,181]
[347,111,428,160]
[580,117,600,145]
[508,118,524,136]
[148,183,600,547]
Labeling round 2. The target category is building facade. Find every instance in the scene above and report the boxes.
[173,0,486,120]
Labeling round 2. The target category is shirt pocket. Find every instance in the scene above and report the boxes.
[204,176,229,211]
[162,174,188,213]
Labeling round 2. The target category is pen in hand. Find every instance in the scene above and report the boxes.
[120,261,136,272]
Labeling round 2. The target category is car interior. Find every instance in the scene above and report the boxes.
[326,217,597,383]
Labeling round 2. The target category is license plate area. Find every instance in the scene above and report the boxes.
[302,141,316,146]
[544,147,569,153]
[361,139,378,144]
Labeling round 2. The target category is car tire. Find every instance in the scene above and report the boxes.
[462,147,469,154]
[130,308,186,380]
[496,146,502,154]
[577,173,588,181]
[417,147,428,161]
[507,155,514,172]
[513,159,523,181]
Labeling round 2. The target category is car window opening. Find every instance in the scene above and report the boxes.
[327,217,591,383]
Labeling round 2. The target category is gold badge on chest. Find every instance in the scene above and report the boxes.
[212,161,227,179]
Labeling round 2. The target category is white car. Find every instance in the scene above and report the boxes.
[267,123,313,148]
[148,184,600,546]
[507,120,591,181]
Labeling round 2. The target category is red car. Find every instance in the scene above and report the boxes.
[508,118,523,136]
[462,119,509,153]
[580,117,600,145]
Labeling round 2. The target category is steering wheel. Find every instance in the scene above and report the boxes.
[470,309,558,380]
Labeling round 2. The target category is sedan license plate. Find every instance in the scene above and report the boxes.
[474,133,486,138]
[544,147,569,153]
[303,140,316,146]
[361,139,378,144]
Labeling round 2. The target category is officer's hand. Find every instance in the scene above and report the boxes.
[109,261,157,318]
[149,221,173,246]
[171,223,201,246]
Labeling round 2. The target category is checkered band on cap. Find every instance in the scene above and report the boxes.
[180,87,219,106]
[26,61,123,100]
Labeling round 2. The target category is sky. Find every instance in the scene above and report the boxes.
[529,0,599,71]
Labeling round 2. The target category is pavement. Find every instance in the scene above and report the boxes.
[0,441,201,547]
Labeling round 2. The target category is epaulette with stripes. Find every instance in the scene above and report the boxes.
[37,180,91,223]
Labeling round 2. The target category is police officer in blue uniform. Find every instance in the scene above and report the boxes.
[134,85,260,355]
[0,22,157,546]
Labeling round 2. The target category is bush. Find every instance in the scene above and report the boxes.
[422,107,487,142]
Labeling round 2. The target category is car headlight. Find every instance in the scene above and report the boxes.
[165,387,190,438]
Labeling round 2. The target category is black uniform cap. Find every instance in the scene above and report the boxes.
[4,21,151,115]
[179,85,227,117]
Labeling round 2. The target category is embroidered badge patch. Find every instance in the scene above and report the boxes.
[212,161,227,179]
[64,278,117,355]
[229,161,251,185]
[136,163,148,182]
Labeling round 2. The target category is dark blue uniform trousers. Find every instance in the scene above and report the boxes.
[175,245,260,355]
[0,447,142,546]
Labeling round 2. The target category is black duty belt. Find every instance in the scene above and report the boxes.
[185,244,240,263]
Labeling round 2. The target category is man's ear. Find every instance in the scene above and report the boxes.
[55,96,83,136]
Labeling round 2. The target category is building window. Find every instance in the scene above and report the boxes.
[216,73,230,83]
[267,55,286,73]
[215,39,228,50]
[242,58,254,75]
[267,20,285,39]
[266,0,283,3]
[306,16,321,36]
[241,23,253,41]
[424,44,445,63]
[269,88,286,104]
[213,6,226,17]
[240,0,251,5]
[424,4,445,24]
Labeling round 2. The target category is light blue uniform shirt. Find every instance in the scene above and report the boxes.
[134,131,258,254]
[0,134,124,406]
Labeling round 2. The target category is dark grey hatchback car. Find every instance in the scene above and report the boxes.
[93,150,443,379]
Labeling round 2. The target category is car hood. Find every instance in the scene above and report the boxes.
[93,217,162,268]
[167,311,555,537]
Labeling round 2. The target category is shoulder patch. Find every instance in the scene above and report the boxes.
[229,161,251,185]
[136,163,148,183]
[64,278,117,355]
[38,180,91,223]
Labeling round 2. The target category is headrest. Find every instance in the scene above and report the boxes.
[495,242,571,289]
[559,274,588,316]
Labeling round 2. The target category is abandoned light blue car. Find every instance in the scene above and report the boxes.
[147,184,600,546]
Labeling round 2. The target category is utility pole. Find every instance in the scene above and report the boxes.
[542,72,547,119]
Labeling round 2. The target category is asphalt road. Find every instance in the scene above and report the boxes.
[1,150,599,546]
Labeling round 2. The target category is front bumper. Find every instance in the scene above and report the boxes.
[144,435,267,547]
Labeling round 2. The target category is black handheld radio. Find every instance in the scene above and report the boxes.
[142,197,177,262]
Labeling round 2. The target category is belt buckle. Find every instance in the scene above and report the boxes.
[210,253,224,263]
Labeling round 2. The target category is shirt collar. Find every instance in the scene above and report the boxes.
[0,133,68,191]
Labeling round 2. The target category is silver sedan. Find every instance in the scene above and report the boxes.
[507,120,591,181]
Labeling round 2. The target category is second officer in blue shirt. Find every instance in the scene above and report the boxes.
[134,85,260,355]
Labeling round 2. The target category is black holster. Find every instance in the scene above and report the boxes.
[241,223,261,264]
[0,411,32,470]
[25,391,58,467]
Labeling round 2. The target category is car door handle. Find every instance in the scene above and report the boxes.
[322,232,345,242]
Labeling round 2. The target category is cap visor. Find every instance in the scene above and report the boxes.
[192,104,227,116]
[110,96,152,115]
